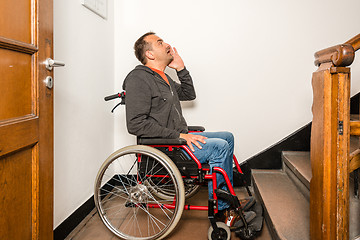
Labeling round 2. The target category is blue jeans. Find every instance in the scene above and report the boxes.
[190,131,234,210]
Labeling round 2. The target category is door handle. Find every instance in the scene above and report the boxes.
[45,58,65,71]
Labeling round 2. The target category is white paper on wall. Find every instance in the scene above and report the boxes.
[81,0,107,19]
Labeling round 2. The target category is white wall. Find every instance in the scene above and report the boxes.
[53,0,360,229]
[53,0,114,228]
[114,0,360,161]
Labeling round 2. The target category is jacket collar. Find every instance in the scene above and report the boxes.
[123,65,165,90]
[134,65,156,74]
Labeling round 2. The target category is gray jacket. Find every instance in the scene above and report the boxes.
[122,65,196,138]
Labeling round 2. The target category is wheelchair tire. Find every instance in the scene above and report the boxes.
[208,222,231,240]
[94,145,185,240]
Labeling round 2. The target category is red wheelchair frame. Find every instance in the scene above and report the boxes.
[98,91,256,240]
[144,143,246,213]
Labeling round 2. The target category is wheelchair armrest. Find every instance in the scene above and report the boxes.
[188,126,205,132]
[138,137,187,145]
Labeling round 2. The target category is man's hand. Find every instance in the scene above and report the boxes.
[180,133,207,152]
[168,47,185,71]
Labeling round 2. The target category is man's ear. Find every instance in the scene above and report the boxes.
[145,50,155,61]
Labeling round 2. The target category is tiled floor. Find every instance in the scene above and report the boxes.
[65,186,271,240]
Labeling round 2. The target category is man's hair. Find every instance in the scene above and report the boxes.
[134,32,155,65]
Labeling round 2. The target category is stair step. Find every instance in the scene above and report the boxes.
[283,152,311,187]
[251,137,360,239]
[282,151,311,200]
[252,169,310,240]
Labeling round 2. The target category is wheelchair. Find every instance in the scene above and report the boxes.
[94,92,259,240]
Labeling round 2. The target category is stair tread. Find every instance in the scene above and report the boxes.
[282,138,360,187]
[252,170,309,240]
[283,151,311,189]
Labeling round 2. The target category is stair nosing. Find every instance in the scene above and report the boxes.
[282,151,311,190]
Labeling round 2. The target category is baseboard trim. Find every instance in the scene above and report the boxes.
[246,122,312,170]
[53,175,133,239]
[53,195,95,240]
[235,123,312,186]
[351,92,360,115]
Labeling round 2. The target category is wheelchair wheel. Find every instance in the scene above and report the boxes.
[208,222,231,240]
[148,180,201,200]
[184,184,201,199]
[94,145,185,240]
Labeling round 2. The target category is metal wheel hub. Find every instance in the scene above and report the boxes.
[129,184,150,203]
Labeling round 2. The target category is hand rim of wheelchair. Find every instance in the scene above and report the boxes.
[146,178,201,200]
[94,145,185,240]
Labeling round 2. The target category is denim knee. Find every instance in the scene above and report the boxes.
[213,138,229,151]
[208,139,230,164]
[222,131,234,145]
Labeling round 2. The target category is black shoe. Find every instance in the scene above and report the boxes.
[225,209,256,230]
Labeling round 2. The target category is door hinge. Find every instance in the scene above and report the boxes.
[338,121,344,135]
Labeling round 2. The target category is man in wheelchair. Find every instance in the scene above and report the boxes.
[122,32,256,231]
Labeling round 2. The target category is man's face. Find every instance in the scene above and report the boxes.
[145,35,173,65]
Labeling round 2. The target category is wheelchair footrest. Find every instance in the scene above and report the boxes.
[214,189,240,209]
[235,201,264,238]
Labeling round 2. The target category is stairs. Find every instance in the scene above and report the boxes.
[252,137,360,240]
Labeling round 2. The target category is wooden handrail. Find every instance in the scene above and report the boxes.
[314,33,360,67]
[345,33,360,52]
[314,44,354,67]
[350,120,360,135]
[349,149,360,173]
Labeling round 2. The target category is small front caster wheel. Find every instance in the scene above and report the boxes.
[208,222,231,240]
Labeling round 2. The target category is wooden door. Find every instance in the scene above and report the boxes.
[0,0,53,239]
